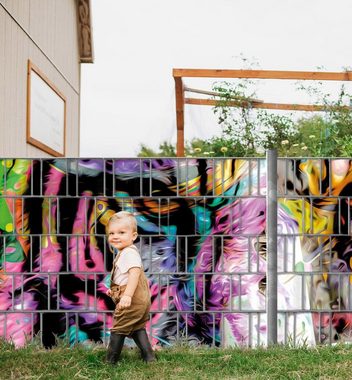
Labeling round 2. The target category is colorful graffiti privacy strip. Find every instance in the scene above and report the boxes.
[0,158,351,347]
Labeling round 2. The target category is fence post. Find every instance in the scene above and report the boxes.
[266,149,278,345]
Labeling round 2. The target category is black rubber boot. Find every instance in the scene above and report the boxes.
[131,329,156,362]
[106,333,126,364]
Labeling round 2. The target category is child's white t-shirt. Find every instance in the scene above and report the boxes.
[112,245,142,286]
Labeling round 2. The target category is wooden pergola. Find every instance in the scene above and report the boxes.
[173,69,352,157]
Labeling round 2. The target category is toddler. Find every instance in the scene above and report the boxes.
[106,211,155,363]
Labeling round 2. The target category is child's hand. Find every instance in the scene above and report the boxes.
[106,289,112,297]
[117,295,132,310]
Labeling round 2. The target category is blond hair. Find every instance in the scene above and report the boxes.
[107,211,138,233]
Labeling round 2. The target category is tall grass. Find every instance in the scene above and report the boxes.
[1,339,352,379]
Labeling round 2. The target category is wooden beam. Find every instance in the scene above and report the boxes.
[174,77,185,157]
[185,98,352,112]
[184,86,263,103]
[173,69,352,81]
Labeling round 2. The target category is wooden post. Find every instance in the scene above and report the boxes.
[174,77,185,157]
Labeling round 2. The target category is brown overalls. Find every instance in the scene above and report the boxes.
[110,246,151,336]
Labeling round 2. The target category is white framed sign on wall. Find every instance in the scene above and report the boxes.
[26,60,66,157]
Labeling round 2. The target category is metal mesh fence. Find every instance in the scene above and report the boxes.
[0,157,351,347]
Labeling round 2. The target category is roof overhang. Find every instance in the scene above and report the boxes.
[77,0,94,63]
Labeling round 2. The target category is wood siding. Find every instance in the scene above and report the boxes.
[0,0,80,157]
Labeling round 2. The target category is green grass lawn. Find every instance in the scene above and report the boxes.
[1,340,351,380]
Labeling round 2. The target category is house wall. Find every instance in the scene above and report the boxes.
[0,0,80,157]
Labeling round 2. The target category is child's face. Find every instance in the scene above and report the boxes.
[108,220,137,251]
